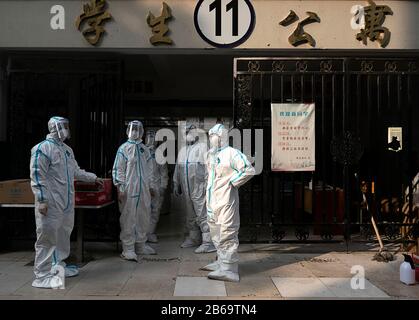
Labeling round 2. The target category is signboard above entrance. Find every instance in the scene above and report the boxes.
[0,0,416,49]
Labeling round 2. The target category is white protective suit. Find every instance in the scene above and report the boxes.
[145,130,169,243]
[112,121,158,261]
[173,125,216,253]
[30,116,98,289]
[203,124,255,282]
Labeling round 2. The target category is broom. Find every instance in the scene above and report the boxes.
[370,214,394,262]
[357,175,394,262]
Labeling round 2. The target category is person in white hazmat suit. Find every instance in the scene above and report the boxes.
[145,130,169,243]
[112,120,158,261]
[30,116,103,289]
[202,124,255,282]
[173,124,216,253]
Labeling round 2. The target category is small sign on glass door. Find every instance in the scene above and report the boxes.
[387,127,402,152]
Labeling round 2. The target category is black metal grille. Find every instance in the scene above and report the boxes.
[4,57,123,242]
[78,73,123,178]
[234,57,419,247]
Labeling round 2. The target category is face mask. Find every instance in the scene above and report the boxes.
[146,134,155,146]
[186,133,196,144]
[128,130,140,141]
[55,122,70,141]
[127,122,143,141]
[60,128,71,141]
[209,135,220,148]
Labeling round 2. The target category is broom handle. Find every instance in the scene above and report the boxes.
[371,215,384,250]
[357,176,385,251]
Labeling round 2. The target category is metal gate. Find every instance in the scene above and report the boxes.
[78,72,124,178]
[4,55,123,241]
[234,56,419,248]
[6,56,123,179]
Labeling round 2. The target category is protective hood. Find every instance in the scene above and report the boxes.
[208,124,229,150]
[145,130,156,147]
[48,116,70,141]
[185,123,198,145]
[127,120,144,141]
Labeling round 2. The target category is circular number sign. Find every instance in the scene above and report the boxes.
[194,0,256,48]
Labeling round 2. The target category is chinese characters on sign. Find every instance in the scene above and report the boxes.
[147,2,173,45]
[279,10,320,47]
[271,104,315,172]
[71,1,394,48]
[76,0,112,46]
[356,0,393,48]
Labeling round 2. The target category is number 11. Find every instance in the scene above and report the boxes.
[209,0,239,36]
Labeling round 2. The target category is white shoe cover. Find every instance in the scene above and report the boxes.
[136,243,157,255]
[120,251,138,262]
[32,275,64,289]
[200,260,219,271]
[180,237,201,248]
[194,243,217,254]
[207,269,240,282]
[64,265,79,278]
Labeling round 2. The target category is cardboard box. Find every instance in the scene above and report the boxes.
[0,179,34,204]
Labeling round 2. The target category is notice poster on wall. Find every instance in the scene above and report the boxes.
[271,103,315,171]
[387,127,402,152]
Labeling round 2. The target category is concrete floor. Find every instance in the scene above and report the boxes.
[0,206,418,300]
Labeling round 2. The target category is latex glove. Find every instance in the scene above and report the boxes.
[38,202,48,216]
[96,178,104,188]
